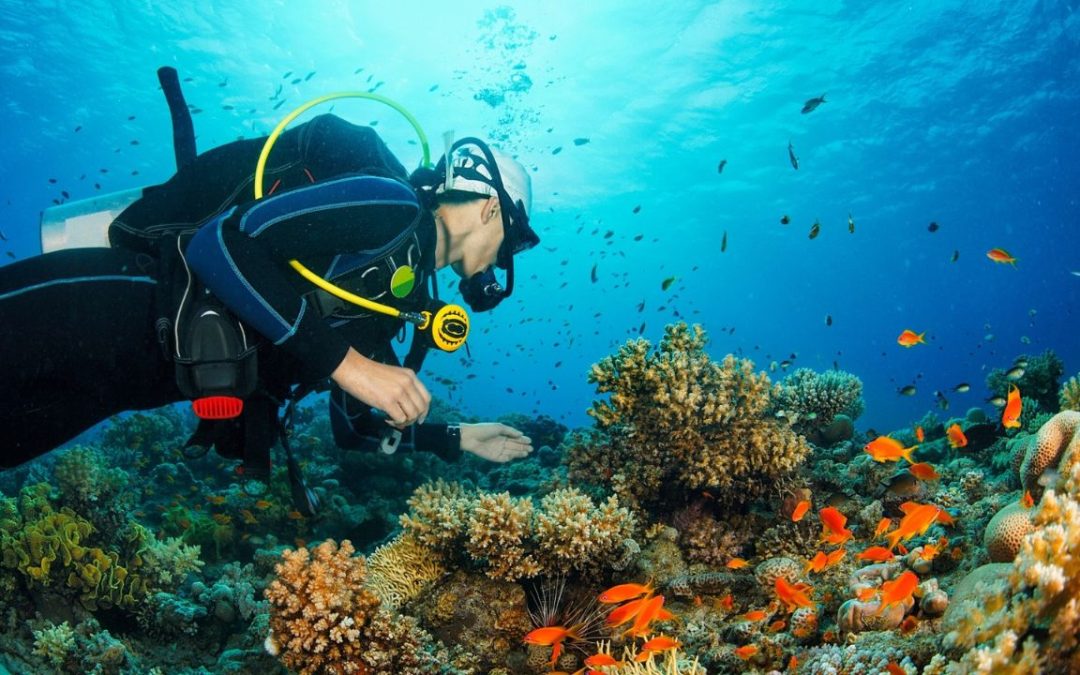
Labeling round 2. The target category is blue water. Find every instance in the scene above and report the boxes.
[1,1,1077,435]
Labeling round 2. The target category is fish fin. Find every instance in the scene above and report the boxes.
[901,446,918,464]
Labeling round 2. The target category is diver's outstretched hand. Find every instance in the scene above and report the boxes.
[460,423,533,463]
[331,347,431,427]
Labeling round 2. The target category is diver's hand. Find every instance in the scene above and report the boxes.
[460,423,533,463]
[331,347,431,427]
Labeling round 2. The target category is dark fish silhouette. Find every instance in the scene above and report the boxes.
[928,221,939,233]
[898,385,917,396]
[788,141,799,170]
[951,250,960,262]
[283,71,292,78]
[591,264,598,283]
[717,159,727,174]
[801,94,826,114]
[848,213,855,234]
[808,220,820,239]
[721,231,727,252]
[552,146,562,155]
[661,276,676,291]
[273,99,286,110]
[305,71,316,81]
[780,214,790,225]
[573,138,590,146]
[826,314,833,326]
[633,205,641,214]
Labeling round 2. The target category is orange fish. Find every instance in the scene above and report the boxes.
[897,329,926,347]
[918,538,946,561]
[768,619,787,632]
[791,499,811,522]
[211,513,232,525]
[606,596,651,627]
[877,570,919,612]
[865,436,918,463]
[584,654,620,667]
[287,510,305,520]
[624,594,667,637]
[719,594,734,611]
[239,509,258,525]
[734,645,758,660]
[856,546,895,563]
[945,423,968,449]
[914,425,925,442]
[1002,384,1022,429]
[986,247,1017,265]
[726,557,750,569]
[856,587,878,602]
[789,655,798,671]
[207,494,227,505]
[599,582,653,604]
[804,551,828,574]
[886,661,906,675]
[775,577,815,611]
[874,517,892,538]
[908,462,940,481]
[523,624,581,667]
[254,499,273,510]
[742,610,767,621]
[824,548,846,569]
[1020,490,1034,509]
[887,503,942,550]
[818,507,853,546]
[640,636,680,652]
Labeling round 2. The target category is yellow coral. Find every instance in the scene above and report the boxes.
[983,501,1036,563]
[574,323,811,509]
[464,492,540,581]
[1060,374,1080,412]
[397,480,472,552]
[264,539,379,675]
[534,488,636,575]
[365,534,447,610]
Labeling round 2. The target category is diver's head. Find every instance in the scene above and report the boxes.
[412,139,537,311]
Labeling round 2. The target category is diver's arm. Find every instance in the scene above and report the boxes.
[328,383,461,461]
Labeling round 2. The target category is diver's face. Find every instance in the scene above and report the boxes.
[454,197,504,278]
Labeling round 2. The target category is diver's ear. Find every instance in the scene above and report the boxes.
[481,195,500,224]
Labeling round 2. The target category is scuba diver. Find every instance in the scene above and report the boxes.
[0,77,539,512]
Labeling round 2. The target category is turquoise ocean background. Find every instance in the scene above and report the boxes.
[1,0,1078,435]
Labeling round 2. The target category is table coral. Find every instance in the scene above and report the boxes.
[573,322,811,509]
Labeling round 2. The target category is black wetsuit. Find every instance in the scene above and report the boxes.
[0,115,460,469]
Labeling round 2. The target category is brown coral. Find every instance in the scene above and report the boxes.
[983,500,1036,563]
[571,323,811,509]
[365,535,447,610]
[1017,410,1080,494]
[754,557,803,591]
[264,539,380,675]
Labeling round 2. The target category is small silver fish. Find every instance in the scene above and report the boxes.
[847,213,855,234]
[898,385,917,396]
[953,383,971,393]
[1006,366,1025,380]
[788,141,799,170]
[801,94,826,114]
[987,396,1007,407]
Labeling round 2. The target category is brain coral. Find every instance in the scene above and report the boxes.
[984,500,1036,563]
[571,322,811,509]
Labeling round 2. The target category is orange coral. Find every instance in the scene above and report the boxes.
[264,539,380,675]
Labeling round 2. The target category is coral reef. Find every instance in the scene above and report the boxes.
[773,367,865,437]
[570,322,811,509]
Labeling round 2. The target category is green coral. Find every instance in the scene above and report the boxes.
[568,322,811,509]
[1061,373,1080,412]
[0,491,148,610]
[32,620,75,668]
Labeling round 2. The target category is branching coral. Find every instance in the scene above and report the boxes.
[264,539,380,675]
[399,483,636,581]
[1061,374,1080,412]
[772,367,865,434]
[571,323,811,509]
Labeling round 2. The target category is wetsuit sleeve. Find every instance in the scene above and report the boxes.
[328,384,462,461]
[184,175,421,383]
